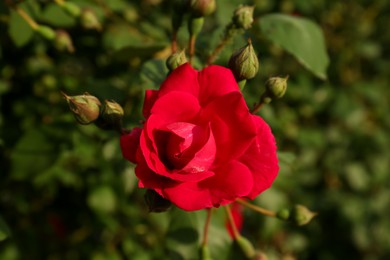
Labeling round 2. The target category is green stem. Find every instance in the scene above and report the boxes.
[236,198,276,217]
[224,205,240,239]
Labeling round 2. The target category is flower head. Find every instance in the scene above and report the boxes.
[120,63,279,211]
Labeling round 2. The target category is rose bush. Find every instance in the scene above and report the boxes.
[120,63,279,211]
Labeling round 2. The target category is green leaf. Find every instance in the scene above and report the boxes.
[259,14,330,80]
[42,4,76,27]
[140,58,169,87]
[165,209,201,259]
[0,215,11,241]
[8,10,35,47]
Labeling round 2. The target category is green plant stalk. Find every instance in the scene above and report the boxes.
[236,198,276,217]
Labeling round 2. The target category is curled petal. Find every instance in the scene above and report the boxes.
[120,128,142,163]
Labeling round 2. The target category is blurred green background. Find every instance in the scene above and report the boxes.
[1,0,390,259]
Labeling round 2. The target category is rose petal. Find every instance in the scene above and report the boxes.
[149,91,201,123]
[162,160,253,211]
[159,63,199,98]
[201,92,257,165]
[143,90,159,118]
[240,115,279,199]
[120,127,142,163]
[197,65,240,105]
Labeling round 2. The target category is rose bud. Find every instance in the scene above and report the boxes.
[235,235,256,258]
[228,39,259,82]
[291,204,317,226]
[166,50,187,71]
[189,0,216,18]
[62,92,101,125]
[96,100,124,131]
[80,8,102,31]
[264,76,289,99]
[233,5,255,30]
[252,251,268,260]
[62,2,81,17]
[144,189,172,212]
[276,208,290,221]
[55,30,75,53]
[36,25,56,40]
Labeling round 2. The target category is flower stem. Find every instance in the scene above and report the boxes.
[207,37,230,65]
[202,208,213,246]
[224,205,240,239]
[236,198,276,217]
[171,30,178,53]
[14,6,39,30]
[189,34,196,65]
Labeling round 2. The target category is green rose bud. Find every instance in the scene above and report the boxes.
[252,251,268,260]
[291,205,317,226]
[264,76,289,99]
[233,5,255,30]
[81,8,102,31]
[62,92,101,125]
[36,25,56,40]
[144,189,172,213]
[276,208,290,220]
[55,30,75,53]
[228,39,259,81]
[96,100,124,131]
[166,50,187,71]
[189,0,216,17]
[235,235,256,258]
[62,2,81,17]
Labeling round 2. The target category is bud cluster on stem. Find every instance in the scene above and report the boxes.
[62,92,125,133]
[207,5,255,65]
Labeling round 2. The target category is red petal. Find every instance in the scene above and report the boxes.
[201,92,257,165]
[159,63,199,98]
[197,65,240,105]
[240,115,279,199]
[120,128,142,163]
[162,160,253,211]
[143,90,159,118]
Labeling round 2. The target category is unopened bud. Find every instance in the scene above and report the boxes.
[252,251,268,260]
[235,235,256,258]
[62,2,81,17]
[62,92,101,125]
[81,8,102,31]
[189,0,216,17]
[233,5,255,30]
[55,30,75,53]
[188,16,204,36]
[144,189,172,213]
[166,50,187,71]
[291,205,317,226]
[264,76,288,99]
[228,39,259,81]
[276,208,290,220]
[95,100,124,131]
[36,25,56,40]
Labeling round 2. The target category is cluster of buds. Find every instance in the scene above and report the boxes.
[277,204,318,226]
[62,92,124,133]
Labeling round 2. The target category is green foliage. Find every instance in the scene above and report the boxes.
[259,14,329,79]
[1,0,390,259]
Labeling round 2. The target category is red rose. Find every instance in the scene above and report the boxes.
[120,63,278,211]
